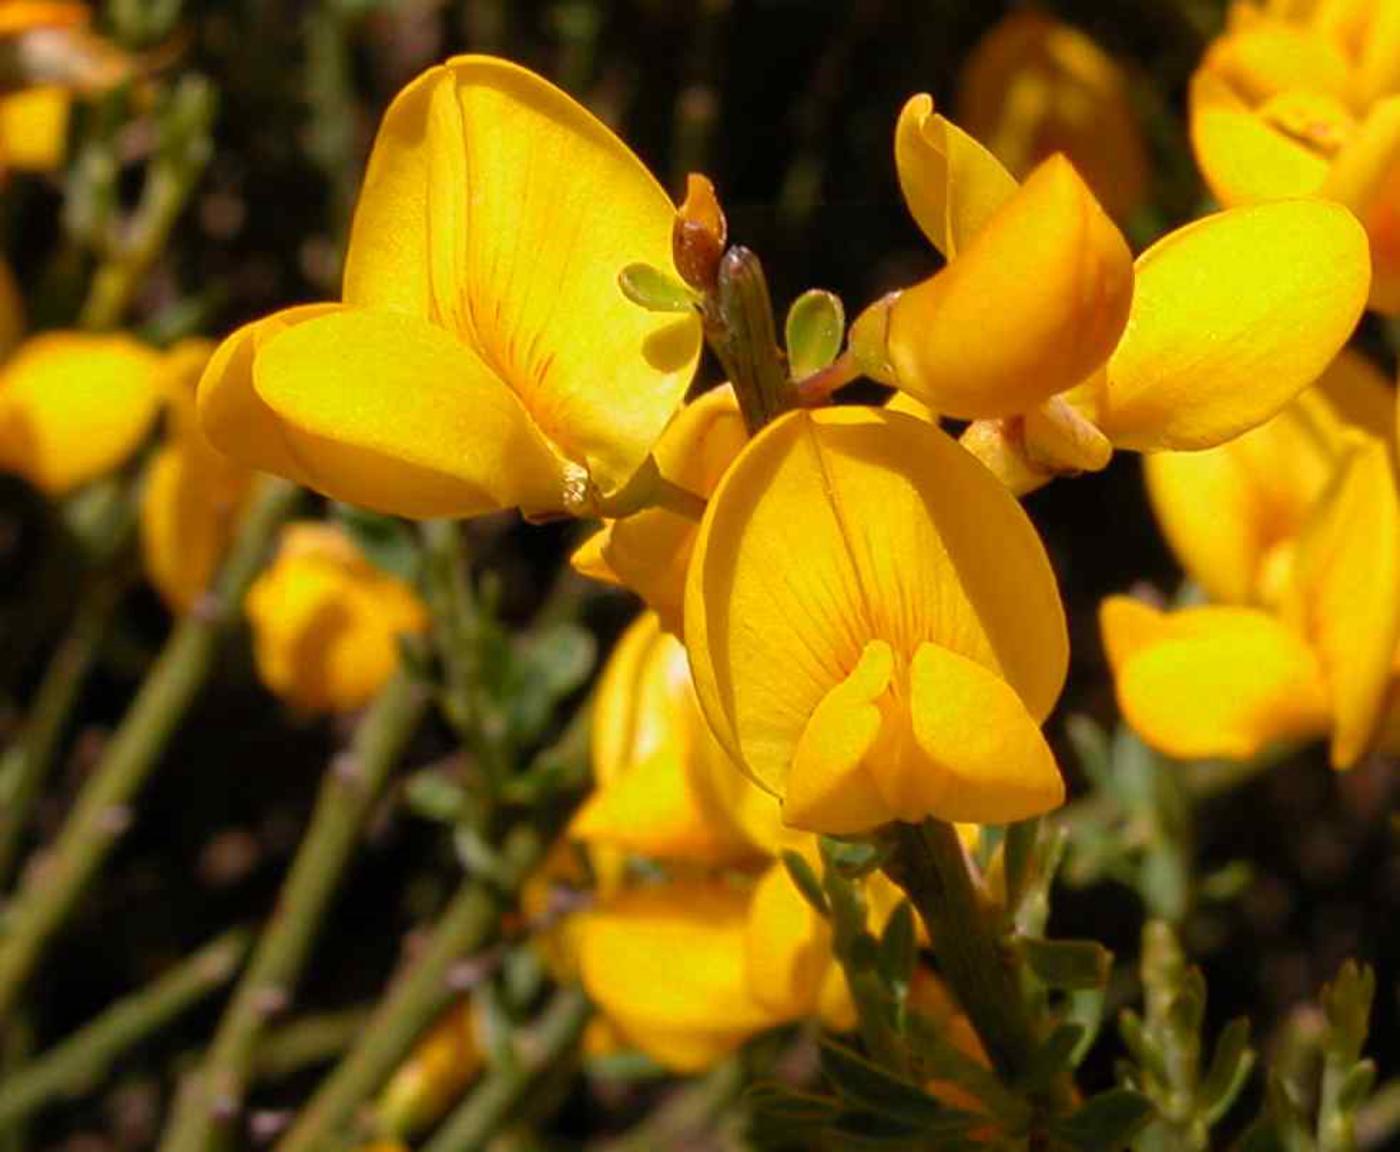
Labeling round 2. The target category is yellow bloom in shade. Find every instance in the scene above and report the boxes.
[685,406,1068,833]
[244,522,428,713]
[0,331,163,494]
[571,386,746,635]
[569,611,759,866]
[140,340,256,613]
[1142,349,1392,606]
[0,86,71,173]
[1190,1,1400,311]
[957,11,1150,221]
[577,881,781,1072]
[869,94,1368,495]
[374,999,483,1138]
[198,56,701,520]
[1104,432,1400,768]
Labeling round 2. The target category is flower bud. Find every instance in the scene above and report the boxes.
[672,172,727,291]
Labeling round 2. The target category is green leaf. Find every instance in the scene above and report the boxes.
[877,901,917,999]
[1200,1017,1255,1125]
[785,288,845,379]
[402,770,470,824]
[618,263,698,312]
[819,835,889,880]
[782,850,830,918]
[1049,1088,1155,1152]
[334,504,420,582]
[1065,714,1113,789]
[1018,938,1112,991]
[904,1010,1030,1128]
[1336,1059,1376,1112]
[1002,818,1039,915]
[1019,1023,1085,1095]
[746,1082,843,1125]
[820,1039,950,1128]
[503,624,597,745]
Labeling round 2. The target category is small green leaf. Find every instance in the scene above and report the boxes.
[745,1082,843,1124]
[334,504,420,581]
[821,1040,949,1127]
[786,288,845,379]
[904,1010,1030,1127]
[618,263,698,312]
[503,624,597,745]
[1049,1088,1155,1152]
[1019,938,1112,990]
[1003,818,1040,915]
[819,835,888,880]
[1065,714,1113,789]
[782,850,830,918]
[1020,1023,1085,1094]
[1336,1059,1376,1112]
[1200,1017,1254,1125]
[877,901,917,998]
[402,770,469,823]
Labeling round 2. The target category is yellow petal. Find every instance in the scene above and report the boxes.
[894,94,1018,258]
[1096,201,1370,451]
[197,303,339,489]
[1355,1,1400,104]
[958,419,1055,497]
[1142,393,1342,605]
[1313,347,1396,441]
[887,155,1134,419]
[685,407,1067,809]
[1106,601,1331,761]
[0,332,162,494]
[252,307,566,518]
[0,86,70,172]
[785,641,897,834]
[577,883,778,1072]
[346,56,700,500]
[1099,594,1171,673]
[1291,434,1400,767]
[570,386,746,635]
[1322,98,1400,314]
[1188,72,1335,206]
[1201,18,1352,104]
[956,11,1150,221]
[244,522,428,713]
[1022,394,1113,474]
[897,641,1065,824]
[744,858,834,1019]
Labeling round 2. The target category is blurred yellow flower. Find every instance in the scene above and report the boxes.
[957,11,1150,221]
[198,56,701,520]
[374,999,483,1138]
[864,95,1368,495]
[1190,0,1400,311]
[244,522,428,713]
[1104,429,1399,768]
[571,385,746,636]
[0,329,163,494]
[139,340,257,613]
[684,407,1068,833]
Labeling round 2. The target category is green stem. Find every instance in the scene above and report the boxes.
[0,928,250,1128]
[0,562,130,889]
[710,247,792,434]
[274,826,550,1152]
[420,987,591,1152]
[157,668,428,1152]
[884,820,1038,1084]
[250,1008,372,1085]
[0,480,299,1027]
[597,1057,745,1152]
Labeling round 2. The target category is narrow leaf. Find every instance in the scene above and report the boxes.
[786,288,845,379]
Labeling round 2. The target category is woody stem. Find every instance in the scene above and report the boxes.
[0,479,300,1028]
[884,819,1039,1084]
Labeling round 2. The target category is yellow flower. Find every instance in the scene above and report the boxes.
[139,340,257,613]
[374,999,483,1138]
[957,11,1150,221]
[570,385,746,635]
[1190,1,1400,311]
[244,522,428,713]
[684,406,1068,834]
[0,330,163,494]
[1142,349,1392,606]
[198,56,701,520]
[576,881,784,1072]
[867,95,1368,494]
[569,610,761,867]
[1103,431,1399,768]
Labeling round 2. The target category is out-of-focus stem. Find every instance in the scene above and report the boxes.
[0,480,299,1027]
[273,826,549,1152]
[419,987,591,1152]
[0,929,250,1128]
[250,1008,372,1085]
[157,668,428,1152]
